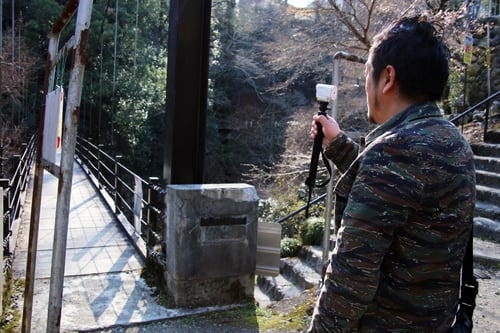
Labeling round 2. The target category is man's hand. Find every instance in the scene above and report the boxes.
[311,114,341,146]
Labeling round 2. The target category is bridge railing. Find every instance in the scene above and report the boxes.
[1,134,37,257]
[75,137,165,263]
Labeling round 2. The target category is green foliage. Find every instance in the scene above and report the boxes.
[300,217,324,246]
[280,237,301,258]
[261,179,325,239]
[444,62,467,114]
[77,0,168,178]
[23,0,65,53]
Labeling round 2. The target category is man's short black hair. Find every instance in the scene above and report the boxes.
[370,15,450,101]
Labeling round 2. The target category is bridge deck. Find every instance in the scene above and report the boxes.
[10,161,192,332]
[13,163,143,279]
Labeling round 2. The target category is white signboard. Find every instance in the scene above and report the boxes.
[42,86,64,164]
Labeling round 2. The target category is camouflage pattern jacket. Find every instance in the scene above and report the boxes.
[308,102,476,333]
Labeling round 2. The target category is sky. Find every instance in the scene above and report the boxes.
[287,0,314,8]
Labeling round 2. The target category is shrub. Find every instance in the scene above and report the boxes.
[300,217,324,246]
[280,237,301,257]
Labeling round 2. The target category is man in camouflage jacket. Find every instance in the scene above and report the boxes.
[308,16,476,332]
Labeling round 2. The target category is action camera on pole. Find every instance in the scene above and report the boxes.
[315,83,337,103]
[304,84,337,217]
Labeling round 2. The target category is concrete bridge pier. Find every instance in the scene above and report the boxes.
[164,184,259,308]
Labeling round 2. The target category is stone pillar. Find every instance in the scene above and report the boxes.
[165,183,259,308]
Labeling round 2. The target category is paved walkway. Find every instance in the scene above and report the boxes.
[11,161,215,332]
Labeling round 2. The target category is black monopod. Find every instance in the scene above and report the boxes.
[304,84,336,218]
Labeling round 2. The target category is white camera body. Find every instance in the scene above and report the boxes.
[315,84,337,103]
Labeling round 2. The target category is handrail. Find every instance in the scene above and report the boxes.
[75,137,165,264]
[450,91,500,141]
[1,134,37,257]
[275,193,326,224]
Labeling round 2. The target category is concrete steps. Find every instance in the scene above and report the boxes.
[255,246,323,305]
[472,135,500,251]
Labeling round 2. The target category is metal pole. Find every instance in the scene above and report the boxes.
[0,0,3,122]
[133,0,139,79]
[111,0,118,145]
[322,57,339,264]
[10,0,14,124]
[1,187,3,316]
[21,1,81,324]
[147,177,154,244]
[487,0,492,97]
[322,51,366,264]
[21,33,60,333]
[46,2,93,332]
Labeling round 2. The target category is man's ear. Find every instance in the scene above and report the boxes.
[382,65,396,94]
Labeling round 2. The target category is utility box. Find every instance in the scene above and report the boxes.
[165,183,259,308]
[256,221,281,276]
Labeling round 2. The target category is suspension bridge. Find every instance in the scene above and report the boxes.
[5,139,232,332]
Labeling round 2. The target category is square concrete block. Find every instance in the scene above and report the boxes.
[164,183,259,307]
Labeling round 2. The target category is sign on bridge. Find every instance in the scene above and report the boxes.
[42,86,63,166]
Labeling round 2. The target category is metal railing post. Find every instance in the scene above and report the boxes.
[484,100,491,141]
[85,137,91,167]
[20,143,28,191]
[12,154,21,171]
[147,176,160,245]
[0,179,9,258]
[114,155,122,214]
[98,144,104,189]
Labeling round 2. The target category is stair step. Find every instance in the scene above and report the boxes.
[485,130,500,143]
[474,216,500,240]
[256,273,303,302]
[280,257,321,290]
[474,155,500,173]
[475,201,500,222]
[472,138,500,259]
[476,184,500,204]
[472,142,500,158]
[473,236,500,264]
[255,247,325,303]
[253,281,274,308]
[476,170,500,188]
[298,245,325,275]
